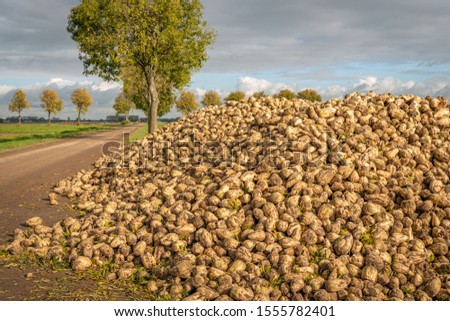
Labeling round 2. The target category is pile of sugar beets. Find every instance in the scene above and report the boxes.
[5,92,450,301]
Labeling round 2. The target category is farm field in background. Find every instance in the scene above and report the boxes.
[0,123,126,152]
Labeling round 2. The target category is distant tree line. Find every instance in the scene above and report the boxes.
[5,87,322,123]
[222,89,321,102]
[173,88,322,116]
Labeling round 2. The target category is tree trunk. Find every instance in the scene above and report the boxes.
[77,108,81,126]
[18,110,22,126]
[125,112,129,123]
[48,111,51,125]
[145,71,159,134]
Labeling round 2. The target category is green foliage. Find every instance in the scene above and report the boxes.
[121,66,174,117]
[274,89,296,100]
[67,0,216,133]
[229,199,242,211]
[71,88,93,125]
[298,89,322,102]
[157,86,177,117]
[305,273,319,284]
[252,91,267,99]
[224,91,246,102]
[176,91,199,116]
[122,66,146,112]
[130,267,151,286]
[271,275,285,288]
[260,264,272,278]
[360,227,376,245]
[310,246,325,264]
[9,90,30,126]
[40,89,64,124]
[155,293,173,301]
[401,285,415,296]
[201,90,222,107]
[113,91,135,121]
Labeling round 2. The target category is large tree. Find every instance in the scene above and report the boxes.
[9,90,30,126]
[40,89,64,125]
[71,88,93,125]
[176,91,198,115]
[113,91,135,122]
[67,0,216,133]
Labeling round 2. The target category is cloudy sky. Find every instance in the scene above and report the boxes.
[1,0,450,119]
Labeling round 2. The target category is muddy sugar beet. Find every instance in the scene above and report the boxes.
[6,92,450,301]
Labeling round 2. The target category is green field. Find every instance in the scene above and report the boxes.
[0,123,124,152]
[129,122,168,142]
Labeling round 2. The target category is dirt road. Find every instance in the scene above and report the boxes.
[0,124,143,300]
[0,124,142,244]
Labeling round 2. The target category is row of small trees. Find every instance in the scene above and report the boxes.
[175,88,322,116]
[8,87,322,124]
[222,89,322,102]
[8,89,93,126]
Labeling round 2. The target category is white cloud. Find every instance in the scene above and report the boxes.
[46,78,76,88]
[192,87,229,103]
[23,78,75,91]
[1,76,117,96]
[79,80,93,87]
[430,81,448,94]
[326,76,450,100]
[0,85,15,95]
[354,76,378,89]
[228,76,450,101]
[319,85,347,99]
[92,81,122,92]
[237,77,292,96]
[403,81,416,90]
[194,88,207,99]
[379,77,403,92]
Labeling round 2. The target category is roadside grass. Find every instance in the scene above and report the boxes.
[130,121,169,143]
[0,250,155,300]
[0,123,125,152]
